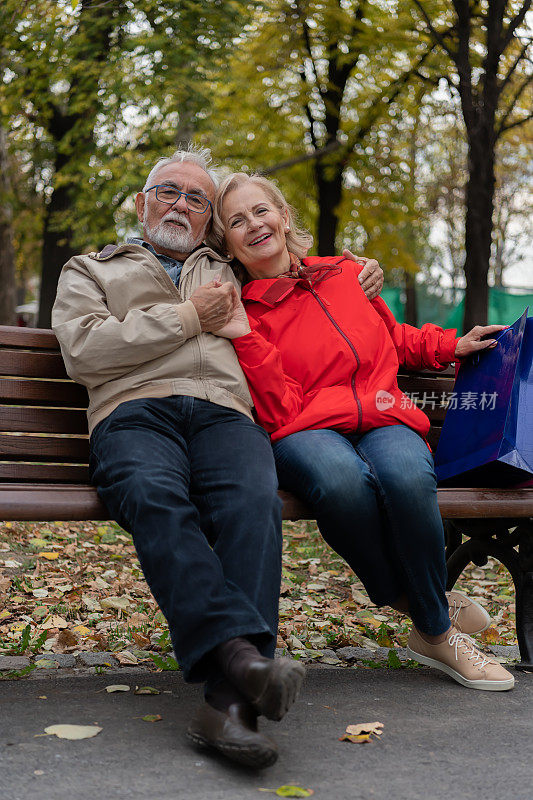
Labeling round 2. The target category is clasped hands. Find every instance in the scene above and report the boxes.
[189,251,384,340]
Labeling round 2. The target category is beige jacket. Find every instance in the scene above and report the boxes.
[52,243,253,434]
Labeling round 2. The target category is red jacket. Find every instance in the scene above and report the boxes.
[232,256,458,443]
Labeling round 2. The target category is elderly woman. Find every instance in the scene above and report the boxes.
[211,171,514,692]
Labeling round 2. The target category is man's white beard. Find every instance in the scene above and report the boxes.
[143,209,206,254]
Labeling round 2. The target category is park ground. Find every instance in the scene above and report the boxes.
[0,519,518,671]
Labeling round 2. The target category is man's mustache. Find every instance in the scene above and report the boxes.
[161,212,191,232]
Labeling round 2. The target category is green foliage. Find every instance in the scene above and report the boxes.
[148,652,180,671]
[1,0,251,279]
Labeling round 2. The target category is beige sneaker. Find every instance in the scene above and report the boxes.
[446,590,491,634]
[407,626,515,691]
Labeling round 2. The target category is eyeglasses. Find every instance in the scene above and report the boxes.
[145,185,212,215]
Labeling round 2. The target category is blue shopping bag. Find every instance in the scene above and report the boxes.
[435,309,533,484]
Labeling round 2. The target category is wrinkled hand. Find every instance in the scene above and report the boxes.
[190,280,239,333]
[214,294,251,340]
[455,324,508,359]
[343,250,384,300]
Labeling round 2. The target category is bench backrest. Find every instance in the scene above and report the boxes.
[0,325,455,485]
[0,326,90,484]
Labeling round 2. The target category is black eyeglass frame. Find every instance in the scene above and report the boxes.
[145,184,213,215]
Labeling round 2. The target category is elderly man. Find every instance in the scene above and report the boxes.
[52,146,383,769]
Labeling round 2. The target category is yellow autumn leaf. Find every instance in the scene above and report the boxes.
[37,552,60,560]
[479,627,500,644]
[339,733,372,743]
[72,625,92,636]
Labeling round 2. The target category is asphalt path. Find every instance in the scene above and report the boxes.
[0,666,531,800]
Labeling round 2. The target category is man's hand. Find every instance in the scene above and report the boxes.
[342,249,383,301]
[215,296,251,340]
[190,280,238,333]
[455,324,508,359]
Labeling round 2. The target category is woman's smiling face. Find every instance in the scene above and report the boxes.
[221,183,291,279]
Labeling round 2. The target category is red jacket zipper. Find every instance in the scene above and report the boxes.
[305,283,363,433]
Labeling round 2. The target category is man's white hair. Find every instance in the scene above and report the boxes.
[143,144,221,191]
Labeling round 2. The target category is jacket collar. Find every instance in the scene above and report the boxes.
[241,255,345,307]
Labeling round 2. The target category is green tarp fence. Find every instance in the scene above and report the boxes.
[381,286,532,334]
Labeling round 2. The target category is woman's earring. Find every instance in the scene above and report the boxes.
[285,226,290,232]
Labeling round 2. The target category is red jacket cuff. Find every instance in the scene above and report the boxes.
[438,329,459,365]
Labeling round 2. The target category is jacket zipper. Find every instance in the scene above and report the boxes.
[304,283,363,433]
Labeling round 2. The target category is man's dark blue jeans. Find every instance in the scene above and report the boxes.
[90,396,282,682]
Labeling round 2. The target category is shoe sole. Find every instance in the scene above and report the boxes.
[446,591,491,634]
[406,646,515,691]
[187,730,278,769]
[252,659,306,721]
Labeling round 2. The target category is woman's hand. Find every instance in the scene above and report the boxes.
[454,324,508,359]
[342,250,383,300]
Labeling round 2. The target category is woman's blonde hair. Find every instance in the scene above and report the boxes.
[211,173,313,268]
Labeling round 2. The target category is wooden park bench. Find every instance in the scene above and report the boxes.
[1,325,532,669]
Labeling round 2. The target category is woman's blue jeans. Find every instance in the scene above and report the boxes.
[273,425,450,635]
[90,396,282,682]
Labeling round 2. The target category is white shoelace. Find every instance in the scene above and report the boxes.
[448,631,490,669]
[448,601,465,627]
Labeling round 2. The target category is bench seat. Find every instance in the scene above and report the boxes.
[1,325,532,669]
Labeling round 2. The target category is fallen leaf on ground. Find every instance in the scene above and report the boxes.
[340,721,384,743]
[43,724,102,740]
[72,625,92,636]
[100,596,132,612]
[134,686,161,695]
[37,552,60,560]
[479,627,500,644]
[339,733,372,743]
[259,788,314,797]
[105,684,130,693]
[345,721,384,736]
[41,615,69,630]
[115,650,138,665]
[56,630,79,649]
[141,714,162,722]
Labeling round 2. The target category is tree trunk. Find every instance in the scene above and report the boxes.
[404,271,418,326]
[0,125,16,326]
[38,182,77,328]
[314,159,343,255]
[462,135,496,332]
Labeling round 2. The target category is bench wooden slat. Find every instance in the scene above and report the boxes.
[0,350,69,379]
[0,326,59,349]
[397,375,456,393]
[0,433,89,462]
[0,406,88,434]
[0,463,89,482]
[0,484,107,521]
[1,484,532,523]
[0,378,88,407]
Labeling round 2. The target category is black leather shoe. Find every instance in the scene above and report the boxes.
[241,657,306,721]
[187,701,278,768]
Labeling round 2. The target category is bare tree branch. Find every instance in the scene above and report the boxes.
[501,0,532,52]
[411,0,458,62]
[496,73,533,134]
[499,38,532,93]
[500,108,533,133]
[261,140,341,175]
